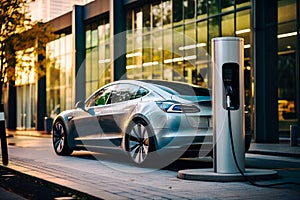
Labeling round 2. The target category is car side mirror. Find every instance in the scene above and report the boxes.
[75,101,85,109]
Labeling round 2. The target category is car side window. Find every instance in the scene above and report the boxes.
[86,84,149,106]
[132,87,149,99]
[86,86,115,107]
[94,91,111,106]
[110,84,140,104]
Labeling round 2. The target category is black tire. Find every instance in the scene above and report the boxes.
[52,120,73,156]
[125,119,157,167]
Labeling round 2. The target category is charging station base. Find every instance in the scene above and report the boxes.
[178,169,278,182]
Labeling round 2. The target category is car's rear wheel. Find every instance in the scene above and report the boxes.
[125,119,157,166]
[52,120,73,156]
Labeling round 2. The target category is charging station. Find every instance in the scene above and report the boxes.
[178,37,278,182]
[212,37,245,174]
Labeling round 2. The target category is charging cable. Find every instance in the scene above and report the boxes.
[226,93,300,187]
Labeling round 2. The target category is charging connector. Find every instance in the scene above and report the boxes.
[226,96,231,109]
[225,86,233,109]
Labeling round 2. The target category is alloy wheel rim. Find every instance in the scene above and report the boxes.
[53,123,65,153]
[129,123,149,164]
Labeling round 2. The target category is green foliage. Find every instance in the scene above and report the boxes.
[0,0,29,39]
[0,0,29,84]
[13,22,56,80]
[0,0,55,89]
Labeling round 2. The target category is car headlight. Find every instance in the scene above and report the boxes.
[156,101,200,113]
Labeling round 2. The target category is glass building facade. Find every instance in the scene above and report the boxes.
[7,0,299,143]
[277,0,298,132]
[126,0,251,85]
[125,0,251,104]
[85,20,111,97]
[15,50,37,129]
[125,0,253,136]
[46,34,74,114]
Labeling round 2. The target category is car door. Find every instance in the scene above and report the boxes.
[79,83,141,149]
[72,85,116,148]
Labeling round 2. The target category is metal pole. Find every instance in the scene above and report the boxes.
[212,37,245,174]
[0,104,8,165]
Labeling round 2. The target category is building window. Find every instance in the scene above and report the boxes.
[197,0,207,19]
[277,0,297,131]
[184,0,196,20]
[46,34,73,116]
[85,20,110,97]
[126,0,251,88]
[208,0,219,16]
[15,48,37,129]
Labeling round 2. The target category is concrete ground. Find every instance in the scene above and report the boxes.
[0,130,299,200]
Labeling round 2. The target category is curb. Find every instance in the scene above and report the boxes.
[6,130,51,138]
[0,165,101,200]
[247,150,300,158]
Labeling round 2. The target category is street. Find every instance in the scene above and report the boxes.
[1,135,300,200]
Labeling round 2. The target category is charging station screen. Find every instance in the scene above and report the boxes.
[222,63,240,110]
[223,69,233,82]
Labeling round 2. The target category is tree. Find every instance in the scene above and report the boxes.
[0,0,55,129]
[12,22,55,80]
[1,0,55,95]
[0,0,29,99]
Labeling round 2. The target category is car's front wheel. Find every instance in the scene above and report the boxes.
[125,119,157,166]
[52,120,73,156]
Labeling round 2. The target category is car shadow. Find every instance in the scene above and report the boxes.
[70,150,134,165]
[70,150,214,171]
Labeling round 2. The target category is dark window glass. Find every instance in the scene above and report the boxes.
[184,0,195,19]
[173,0,183,22]
[134,87,149,99]
[278,54,296,103]
[208,0,219,15]
[278,0,297,122]
[236,0,250,8]
[126,9,133,32]
[236,0,250,3]
[221,0,234,10]
[197,0,207,18]
[143,4,151,28]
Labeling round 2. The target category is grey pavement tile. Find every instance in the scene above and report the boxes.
[117,192,153,200]
[4,139,300,200]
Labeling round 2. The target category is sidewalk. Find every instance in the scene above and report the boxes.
[248,142,300,158]
[6,129,300,158]
[6,129,51,138]
[1,129,300,200]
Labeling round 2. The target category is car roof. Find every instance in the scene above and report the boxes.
[137,79,210,96]
[98,79,210,97]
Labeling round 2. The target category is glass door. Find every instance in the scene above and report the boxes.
[16,84,36,130]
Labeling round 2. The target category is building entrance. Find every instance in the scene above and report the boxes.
[16,84,36,129]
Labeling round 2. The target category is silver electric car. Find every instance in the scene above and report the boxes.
[52,80,242,166]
